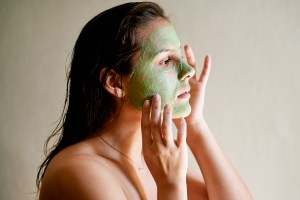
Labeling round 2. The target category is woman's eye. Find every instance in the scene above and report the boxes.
[160,58,171,66]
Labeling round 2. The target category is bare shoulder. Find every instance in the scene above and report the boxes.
[39,143,127,200]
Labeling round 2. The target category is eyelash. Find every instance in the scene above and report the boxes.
[160,58,171,66]
[159,56,183,66]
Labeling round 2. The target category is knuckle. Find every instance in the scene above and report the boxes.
[161,125,170,134]
[141,122,149,130]
[156,147,166,156]
[164,108,171,115]
[152,105,160,111]
[151,121,160,129]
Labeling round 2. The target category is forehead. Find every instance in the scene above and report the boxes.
[138,18,181,53]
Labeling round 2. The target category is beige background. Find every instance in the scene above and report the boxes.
[1,0,299,199]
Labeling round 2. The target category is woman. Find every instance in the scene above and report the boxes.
[37,2,252,199]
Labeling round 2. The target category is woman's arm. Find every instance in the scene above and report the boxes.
[182,45,252,200]
[186,168,209,200]
[187,119,252,200]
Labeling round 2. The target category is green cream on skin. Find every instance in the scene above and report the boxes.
[128,23,194,118]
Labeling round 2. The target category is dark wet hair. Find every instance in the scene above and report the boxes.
[36,1,168,190]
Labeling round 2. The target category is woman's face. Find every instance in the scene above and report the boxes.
[127,19,195,118]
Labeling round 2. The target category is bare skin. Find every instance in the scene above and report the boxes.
[39,18,252,200]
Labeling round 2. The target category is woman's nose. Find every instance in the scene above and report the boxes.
[177,60,195,81]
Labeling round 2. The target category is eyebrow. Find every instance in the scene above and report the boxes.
[154,46,182,56]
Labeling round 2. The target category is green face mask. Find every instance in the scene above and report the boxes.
[127,23,194,118]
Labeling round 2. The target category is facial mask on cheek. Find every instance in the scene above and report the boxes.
[128,59,176,110]
[127,23,192,117]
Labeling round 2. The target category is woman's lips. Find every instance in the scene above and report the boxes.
[177,91,191,99]
[177,86,191,100]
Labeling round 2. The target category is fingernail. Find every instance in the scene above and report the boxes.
[153,94,160,102]
[144,100,150,108]
[165,104,171,110]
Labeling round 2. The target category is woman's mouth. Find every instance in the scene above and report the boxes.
[177,91,191,99]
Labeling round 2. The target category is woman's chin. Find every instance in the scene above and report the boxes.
[172,104,191,118]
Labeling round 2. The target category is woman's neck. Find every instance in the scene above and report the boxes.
[98,105,144,167]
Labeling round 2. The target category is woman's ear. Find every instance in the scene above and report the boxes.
[100,68,125,98]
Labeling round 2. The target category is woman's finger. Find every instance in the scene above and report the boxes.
[199,55,211,85]
[176,117,187,147]
[184,44,197,73]
[141,100,152,146]
[161,104,174,146]
[150,94,163,144]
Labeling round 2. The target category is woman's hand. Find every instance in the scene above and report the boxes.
[184,45,211,125]
[172,45,211,147]
[141,94,188,199]
[179,46,253,200]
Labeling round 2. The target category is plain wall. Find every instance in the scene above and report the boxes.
[1,0,299,199]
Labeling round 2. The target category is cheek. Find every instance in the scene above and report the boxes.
[165,70,177,81]
[128,65,179,109]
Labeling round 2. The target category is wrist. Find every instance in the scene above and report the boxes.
[156,179,185,187]
[186,118,210,148]
[157,181,187,200]
[185,112,207,128]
